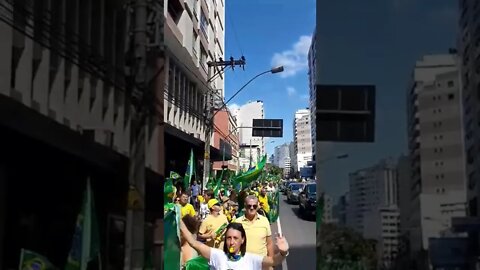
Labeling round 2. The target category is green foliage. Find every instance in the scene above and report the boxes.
[266,164,283,177]
[317,223,377,270]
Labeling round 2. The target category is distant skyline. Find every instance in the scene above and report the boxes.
[224,0,315,157]
[316,0,458,201]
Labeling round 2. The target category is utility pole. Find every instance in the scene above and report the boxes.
[124,0,147,268]
[202,57,246,189]
[124,0,164,269]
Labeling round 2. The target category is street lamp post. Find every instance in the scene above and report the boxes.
[202,66,284,189]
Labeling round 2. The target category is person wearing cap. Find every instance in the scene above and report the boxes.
[197,199,228,248]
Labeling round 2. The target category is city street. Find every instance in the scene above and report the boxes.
[271,192,316,270]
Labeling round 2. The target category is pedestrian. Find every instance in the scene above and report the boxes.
[190,180,200,210]
[197,199,229,248]
[180,220,290,270]
[179,191,196,218]
[180,215,200,266]
[236,195,274,266]
[258,188,270,215]
[199,189,214,220]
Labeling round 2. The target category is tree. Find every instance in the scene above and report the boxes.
[317,223,377,269]
[266,164,283,177]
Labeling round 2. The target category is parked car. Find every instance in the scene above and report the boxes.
[280,181,291,193]
[286,182,305,204]
[299,182,316,219]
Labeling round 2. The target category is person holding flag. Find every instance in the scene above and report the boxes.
[179,220,290,270]
[197,199,228,249]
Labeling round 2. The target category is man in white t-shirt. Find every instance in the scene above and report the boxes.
[199,189,214,221]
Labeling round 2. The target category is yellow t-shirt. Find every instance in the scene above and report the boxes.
[258,194,270,213]
[180,203,196,218]
[198,214,229,248]
[237,214,272,256]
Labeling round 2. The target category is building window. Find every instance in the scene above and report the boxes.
[200,45,208,71]
[447,81,454,87]
[200,11,208,38]
[448,93,454,100]
[168,0,184,23]
[192,31,198,56]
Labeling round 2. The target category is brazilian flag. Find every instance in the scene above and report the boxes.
[268,190,280,223]
[19,249,57,270]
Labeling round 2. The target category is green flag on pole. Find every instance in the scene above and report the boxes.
[19,249,57,270]
[163,205,181,270]
[184,149,195,190]
[65,178,101,270]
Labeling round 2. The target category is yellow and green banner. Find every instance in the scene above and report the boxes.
[19,249,57,270]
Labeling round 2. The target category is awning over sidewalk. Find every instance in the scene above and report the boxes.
[164,123,232,161]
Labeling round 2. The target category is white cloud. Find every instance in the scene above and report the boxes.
[287,86,296,96]
[300,94,309,99]
[271,35,312,78]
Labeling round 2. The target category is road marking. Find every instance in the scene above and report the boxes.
[276,216,288,270]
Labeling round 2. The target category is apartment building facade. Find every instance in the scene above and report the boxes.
[293,108,313,173]
[405,54,467,269]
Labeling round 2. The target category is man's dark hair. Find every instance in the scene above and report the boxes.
[205,189,214,198]
[182,215,199,234]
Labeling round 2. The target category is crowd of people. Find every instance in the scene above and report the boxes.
[173,178,289,270]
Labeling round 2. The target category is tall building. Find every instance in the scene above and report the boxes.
[363,207,401,269]
[334,193,350,226]
[308,28,319,162]
[397,155,411,236]
[163,0,227,173]
[405,54,467,267]
[212,108,239,173]
[293,109,313,173]
[346,158,399,233]
[323,194,334,223]
[235,101,265,168]
[459,0,480,241]
[273,143,290,169]
[347,158,400,268]
[283,157,292,178]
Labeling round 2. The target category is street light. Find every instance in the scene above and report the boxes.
[202,66,285,188]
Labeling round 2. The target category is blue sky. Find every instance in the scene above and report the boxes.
[316,0,458,201]
[224,0,316,156]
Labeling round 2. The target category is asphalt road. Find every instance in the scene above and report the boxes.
[271,191,316,270]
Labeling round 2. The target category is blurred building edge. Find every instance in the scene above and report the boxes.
[0,0,233,266]
[0,0,173,269]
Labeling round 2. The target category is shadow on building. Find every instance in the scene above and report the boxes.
[0,96,163,269]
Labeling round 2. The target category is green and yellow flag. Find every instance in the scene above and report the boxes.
[268,190,280,223]
[65,178,100,270]
[19,249,57,270]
